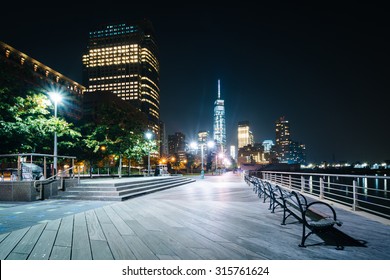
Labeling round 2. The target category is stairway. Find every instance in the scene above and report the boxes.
[53,176,196,201]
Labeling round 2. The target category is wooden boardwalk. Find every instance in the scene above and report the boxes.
[1,172,390,260]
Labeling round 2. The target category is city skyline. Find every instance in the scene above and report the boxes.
[0,3,388,163]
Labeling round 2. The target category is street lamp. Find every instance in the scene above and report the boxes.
[49,91,62,178]
[191,141,214,179]
[145,131,153,176]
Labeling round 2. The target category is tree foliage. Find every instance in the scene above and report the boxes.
[0,88,80,154]
[0,63,155,167]
[77,94,156,169]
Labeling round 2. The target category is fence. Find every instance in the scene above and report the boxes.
[250,170,390,220]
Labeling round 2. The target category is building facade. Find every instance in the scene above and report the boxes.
[82,20,160,136]
[275,116,306,164]
[0,41,85,121]
[213,79,226,152]
[238,121,254,149]
[275,116,291,162]
[168,132,186,161]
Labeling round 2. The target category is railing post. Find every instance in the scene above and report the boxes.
[44,157,47,179]
[352,179,359,211]
[309,176,313,193]
[289,175,292,189]
[301,176,305,193]
[61,171,65,191]
[78,167,80,184]
[40,182,44,200]
[319,177,324,199]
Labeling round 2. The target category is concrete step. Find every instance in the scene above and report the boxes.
[71,176,188,192]
[54,176,196,201]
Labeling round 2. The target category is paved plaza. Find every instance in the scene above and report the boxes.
[1,172,390,260]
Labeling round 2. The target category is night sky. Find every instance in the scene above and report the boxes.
[0,2,388,163]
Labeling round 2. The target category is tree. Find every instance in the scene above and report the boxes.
[0,88,80,154]
[77,92,151,177]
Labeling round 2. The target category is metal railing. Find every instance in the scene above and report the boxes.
[251,170,390,220]
[34,166,78,200]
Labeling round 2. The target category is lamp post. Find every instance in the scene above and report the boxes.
[49,91,62,178]
[145,131,153,176]
[191,141,214,179]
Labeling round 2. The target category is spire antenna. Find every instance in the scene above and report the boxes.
[218,79,221,99]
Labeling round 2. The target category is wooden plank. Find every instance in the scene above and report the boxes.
[144,201,185,227]
[99,222,136,260]
[0,232,10,243]
[45,218,61,231]
[103,206,135,235]
[156,254,180,260]
[28,229,57,260]
[90,240,114,260]
[71,212,92,260]
[55,215,74,247]
[50,245,71,260]
[0,227,29,259]
[124,220,177,257]
[140,215,209,249]
[189,248,219,260]
[110,203,136,222]
[5,252,28,260]
[85,210,106,241]
[121,235,158,260]
[94,207,112,224]
[12,223,46,254]
[217,241,268,260]
[149,230,202,260]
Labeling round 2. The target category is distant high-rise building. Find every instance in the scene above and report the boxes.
[262,140,274,153]
[168,132,187,163]
[159,120,168,157]
[286,141,306,165]
[213,79,226,152]
[238,121,254,148]
[168,132,186,156]
[237,144,266,167]
[82,20,160,136]
[275,116,291,162]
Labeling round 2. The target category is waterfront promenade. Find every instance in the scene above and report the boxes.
[0,172,390,260]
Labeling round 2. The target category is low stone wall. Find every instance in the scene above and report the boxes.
[0,178,79,201]
[0,181,38,201]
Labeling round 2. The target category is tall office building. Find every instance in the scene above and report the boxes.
[275,116,291,162]
[238,121,254,148]
[213,79,226,152]
[82,20,160,136]
[168,132,186,162]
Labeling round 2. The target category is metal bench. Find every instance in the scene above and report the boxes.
[278,187,344,249]
[247,176,344,250]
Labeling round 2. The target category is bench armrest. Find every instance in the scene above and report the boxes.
[305,201,343,227]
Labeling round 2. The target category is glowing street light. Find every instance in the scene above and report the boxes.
[191,140,215,179]
[145,131,153,176]
[49,91,62,178]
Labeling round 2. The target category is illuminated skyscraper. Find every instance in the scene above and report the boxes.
[275,116,291,162]
[238,121,254,148]
[213,79,226,152]
[82,20,160,135]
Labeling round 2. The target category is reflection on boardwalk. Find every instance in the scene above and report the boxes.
[1,172,390,260]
